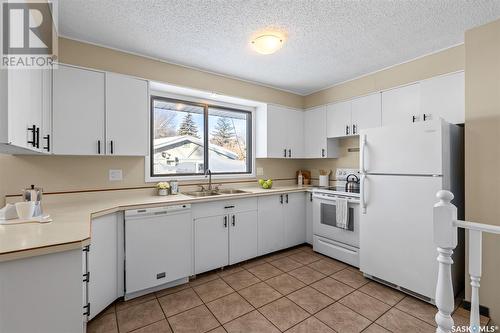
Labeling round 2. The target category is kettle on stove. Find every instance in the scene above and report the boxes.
[345,174,360,193]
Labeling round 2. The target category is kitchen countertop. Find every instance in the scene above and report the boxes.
[0,185,312,262]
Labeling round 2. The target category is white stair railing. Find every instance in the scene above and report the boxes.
[434,190,500,333]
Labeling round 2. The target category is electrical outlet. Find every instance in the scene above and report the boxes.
[256,167,264,176]
[109,169,123,181]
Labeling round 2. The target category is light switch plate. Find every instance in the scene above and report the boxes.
[109,169,123,181]
[256,167,264,176]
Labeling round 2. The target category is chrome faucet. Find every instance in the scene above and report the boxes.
[204,169,212,191]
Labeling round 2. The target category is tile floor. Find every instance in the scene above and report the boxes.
[88,245,488,333]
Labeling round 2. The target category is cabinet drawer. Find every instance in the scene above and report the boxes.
[192,197,257,218]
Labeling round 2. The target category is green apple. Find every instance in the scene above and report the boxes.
[262,182,270,189]
[258,179,265,185]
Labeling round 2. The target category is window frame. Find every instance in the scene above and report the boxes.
[148,95,254,180]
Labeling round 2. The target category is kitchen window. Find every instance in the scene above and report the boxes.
[150,96,252,177]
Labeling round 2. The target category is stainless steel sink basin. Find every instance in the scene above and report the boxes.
[184,190,220,197]
[217,189,249,194]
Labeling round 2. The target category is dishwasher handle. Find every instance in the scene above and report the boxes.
[125,204,191,219]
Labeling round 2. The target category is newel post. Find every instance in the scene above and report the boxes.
[434,190,458,333]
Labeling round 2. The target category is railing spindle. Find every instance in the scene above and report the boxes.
[468,229,482,328]
[434,190,458,333]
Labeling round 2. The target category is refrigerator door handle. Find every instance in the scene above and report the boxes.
[360,134,367,174]
[360,174,367,214]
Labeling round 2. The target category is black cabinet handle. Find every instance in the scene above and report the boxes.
[285,194,289,204]
[224,205,235,209]
[412,115,417,123]
[43,134,50,152]
[352,124,357,135]
[288,149,291,158]
[283,149,287,157]
[310,193,313,202]
[35,127,40,148]
[280,195,283,204]
[346,125,350,135]
[321,148,325,157]
[231,215,235,227]
[27,125,36,147]
[423,114,429,121]
[223,216,228,228]
[97,140,101,154]
[110,140,114,154]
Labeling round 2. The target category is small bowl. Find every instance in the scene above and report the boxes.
[15,202,35,220]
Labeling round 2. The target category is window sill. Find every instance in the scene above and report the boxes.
[144,172,256,183]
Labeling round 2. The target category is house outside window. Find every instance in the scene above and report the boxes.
[150,96,253,177]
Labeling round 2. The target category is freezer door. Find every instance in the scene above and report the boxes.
[359,174,442,300]
[360,120,444,175]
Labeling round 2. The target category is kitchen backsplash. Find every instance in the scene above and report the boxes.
[0,136,358,205]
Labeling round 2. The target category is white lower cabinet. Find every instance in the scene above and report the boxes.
[229,210,258,265]
[283,192,307,248]
[0,249,85,333]
[258,192,306,255]
[87,213,123,320]
[193,198,258,274]
[195,214,230,274]
[305,191,313,245]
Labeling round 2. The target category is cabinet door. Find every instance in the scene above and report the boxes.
[351,93,381,134]
[258,195,284,255]
[126,211,192,294]
[7,68,43,150]
[229,210,258,265]
[41,68,52,153]
[286,108,304,158]
[89,214,119,320]
[266,105,288,158]
[304,106,327,158]
[194,215,229,274]
[381,83,420,127]
[305,192,313,244]
[420,71,464,124]
[327,100,351,138]
[53,65,105,155]
[283,192,306,248]
[106,73,149,156]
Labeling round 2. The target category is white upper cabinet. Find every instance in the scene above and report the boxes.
[1,67,51,153]
[257,104,303,158]
[381,83,421,126]
[420,71,464,124]
[304,106,327,158]
[53,64,105,155]
[351,93,381,134]
[327,100,351,137]
[53,65,149,156]
[105,73,149,156]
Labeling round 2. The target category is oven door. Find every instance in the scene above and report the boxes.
[313,195,360,248]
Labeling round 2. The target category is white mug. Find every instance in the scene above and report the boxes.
[15,202,35,220]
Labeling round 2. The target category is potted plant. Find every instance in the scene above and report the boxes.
[156,182,170,196]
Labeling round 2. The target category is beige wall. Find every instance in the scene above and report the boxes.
[464,19,500,323]
[58,38,303,109]
[304,44,465,108]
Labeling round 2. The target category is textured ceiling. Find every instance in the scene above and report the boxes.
[59,0,500,95]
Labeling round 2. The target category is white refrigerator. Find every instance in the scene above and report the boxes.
[359,119,464,301]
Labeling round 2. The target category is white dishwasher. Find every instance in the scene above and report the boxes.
[124,204,192,297]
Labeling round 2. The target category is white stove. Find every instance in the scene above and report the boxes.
[312,168,361,267]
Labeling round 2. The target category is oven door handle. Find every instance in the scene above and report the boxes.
[312,194,360,204]
[360,174,367,214]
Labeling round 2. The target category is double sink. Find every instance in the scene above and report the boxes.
[184,188,249,197]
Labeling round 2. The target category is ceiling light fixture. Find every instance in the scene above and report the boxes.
[251,34,284,55]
